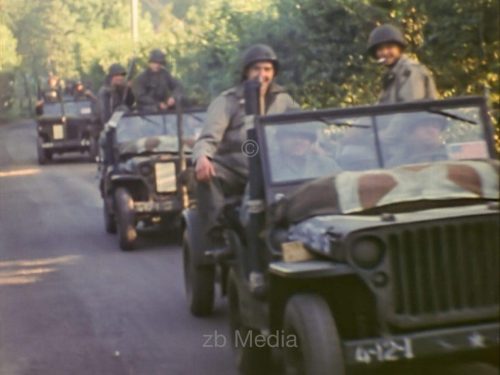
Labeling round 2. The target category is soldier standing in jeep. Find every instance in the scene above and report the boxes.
[97,63,135,126]
[368,24,439,104]
[132,49,183,112]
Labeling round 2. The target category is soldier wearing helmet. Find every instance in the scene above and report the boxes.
[367,24,439,104]
[386,113,448,167]
[270,127,341,182]
[193,43,298,246]
[97,63,135,125]
[132,49,183,112]
[35,75,61,115]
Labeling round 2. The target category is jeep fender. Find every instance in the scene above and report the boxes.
[108,175,149,201]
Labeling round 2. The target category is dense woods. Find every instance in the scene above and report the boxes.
[0,0,498,118]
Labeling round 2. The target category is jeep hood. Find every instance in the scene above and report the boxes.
[287,204,499,256]
[271,159,499,225]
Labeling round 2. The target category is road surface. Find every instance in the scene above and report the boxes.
[0,119,497,375]
[0,120,235,375]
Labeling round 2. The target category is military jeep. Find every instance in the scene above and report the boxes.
[36,99,99,164]
[183,96,499,374]
[100,108,205,251]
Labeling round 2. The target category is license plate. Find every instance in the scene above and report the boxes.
[80,107,91,115]
[155,163,176,193]
[52,124,64,140]
[354,338,414,364]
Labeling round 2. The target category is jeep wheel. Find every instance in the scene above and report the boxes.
[88,136,98,162]
[183,230,215,317]
[283,294,345,375]
[228,270,271,375]
[114,187,137,251]
[36,137,50,165]
[103,199,116,234]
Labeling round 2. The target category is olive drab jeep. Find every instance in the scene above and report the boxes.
[100,108,205,251]
[182,95,499,374]
[36,99,100,164]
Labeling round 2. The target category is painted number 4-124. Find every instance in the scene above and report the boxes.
[355,338,414,364]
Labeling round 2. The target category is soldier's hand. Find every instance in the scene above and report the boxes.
[195,156,216,182]
[166,97,176,108]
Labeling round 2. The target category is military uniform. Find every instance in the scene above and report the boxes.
[367,24,439,104]
[385,113,448,167]
[378,55,438,104]
[132,68,182,112]
[97,64,134,125]
[97,84,134,125]
[132,50,182,112]
[34,87,61,115]
[193,82,298,238]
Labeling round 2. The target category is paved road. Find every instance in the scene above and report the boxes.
[0,120,235,375]
[0,120,498,375]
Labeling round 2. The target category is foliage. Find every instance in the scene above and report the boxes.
[0,0,498,131]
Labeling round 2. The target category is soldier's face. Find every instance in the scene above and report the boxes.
[376,43,402,66]
[149,62,162,72]
[280,134,312,157]
[412,122,442,147]
[111,74,126,86]
[247,62,275,87]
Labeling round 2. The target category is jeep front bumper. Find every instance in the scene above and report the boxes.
[42,139,91,150]
[344,322,499,366]
[134,199,182,214]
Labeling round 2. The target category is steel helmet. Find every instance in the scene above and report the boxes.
[148,49,167,65]
[367,24,407,57]
[241,44,279,77]
[108,63,127,77]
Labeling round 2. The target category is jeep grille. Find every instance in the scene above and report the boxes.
[388,216,499,325]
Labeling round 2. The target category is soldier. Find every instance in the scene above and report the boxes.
[97,63,135,125]
[367,24,439,104]
[35,75,61,115]
[386,113,447,167]
[73,80,97,102]
[132,49,182,112]
[270,127,341,182]
[193,43,298,246]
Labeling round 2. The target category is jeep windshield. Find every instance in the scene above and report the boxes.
[260,98,493,185]
[116,111,205,154]
[42,100,93,118]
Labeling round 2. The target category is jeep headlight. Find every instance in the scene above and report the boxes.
[351,237,385,269]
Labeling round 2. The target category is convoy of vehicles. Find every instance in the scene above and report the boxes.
[182,96,499,374]
[29,72,499,375]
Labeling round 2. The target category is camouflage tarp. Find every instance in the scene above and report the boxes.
[271,159,499,225]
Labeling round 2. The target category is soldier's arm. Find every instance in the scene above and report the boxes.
[192,95,230,162]
[166,71,183,99]
[131,74,157,108]
[285,93,300,111]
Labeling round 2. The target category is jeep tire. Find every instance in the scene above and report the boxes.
[183,230,215,317]
[115,187,137,251]
[283,294,345,375]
